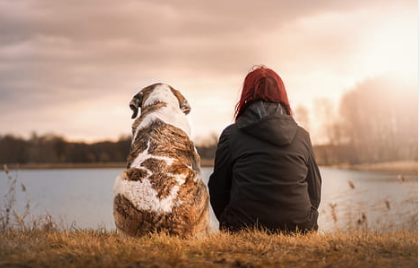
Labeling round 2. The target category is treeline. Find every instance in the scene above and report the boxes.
[313,77,417,165]
[0,133,131,164]
[0,132,217,165]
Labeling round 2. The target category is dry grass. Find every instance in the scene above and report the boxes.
[0,229,417,268]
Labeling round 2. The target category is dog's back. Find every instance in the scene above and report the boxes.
[113,84,209,237]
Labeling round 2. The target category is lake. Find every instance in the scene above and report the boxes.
[0,167,417,232]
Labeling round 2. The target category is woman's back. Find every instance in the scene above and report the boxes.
[215,101,319,231]
[208,66,321,233]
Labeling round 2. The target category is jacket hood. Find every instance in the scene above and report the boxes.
[236,101,298,146]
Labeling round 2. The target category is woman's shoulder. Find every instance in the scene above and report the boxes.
[295,125,315,150]
[220,123,236,136]
[217,123,244,146]
[296,125,310,137]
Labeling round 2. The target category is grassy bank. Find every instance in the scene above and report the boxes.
[0,229,417,268]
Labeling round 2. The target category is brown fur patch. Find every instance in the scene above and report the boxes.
[169,86,190,114]
[127,119,201,171]
[138,84,156,106]
[114,194,169,236]
[131,102,167,138]
[125,119,203,203]
[148,173,179,200]
[124,168,149,182]
[140,158,167,173]
[140,158,179,199]
[114,192,208,237]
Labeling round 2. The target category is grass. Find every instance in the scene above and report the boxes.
[0,229,417,268]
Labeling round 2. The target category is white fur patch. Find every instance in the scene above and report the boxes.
[133,106,191,142]
[113,171,185,213]
[130,141,177,168]
[114,140,186,213]
[142,84,179,109]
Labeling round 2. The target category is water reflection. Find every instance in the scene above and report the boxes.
[0,167,417,232]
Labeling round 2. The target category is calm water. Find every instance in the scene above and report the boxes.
[0,167,417,232]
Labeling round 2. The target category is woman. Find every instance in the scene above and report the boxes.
[208,66,321,233]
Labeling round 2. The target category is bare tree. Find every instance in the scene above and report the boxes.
[339,77,417,163]
[294,105,310,132]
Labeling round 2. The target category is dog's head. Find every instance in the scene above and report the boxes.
[129,83,191,119]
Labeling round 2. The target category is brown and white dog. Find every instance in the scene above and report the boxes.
[113,83,209,237]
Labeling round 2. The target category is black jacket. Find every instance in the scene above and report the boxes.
[208,101,322,232]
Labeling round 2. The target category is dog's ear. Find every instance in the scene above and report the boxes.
[170,87,191,115]
[129,91,143,119]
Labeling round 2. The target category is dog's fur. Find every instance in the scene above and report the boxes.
[113,83,209,237]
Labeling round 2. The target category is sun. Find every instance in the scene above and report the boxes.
[358,12,418,85]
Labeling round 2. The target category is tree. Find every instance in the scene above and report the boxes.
[338,77,417,163]
[294,105,310,132]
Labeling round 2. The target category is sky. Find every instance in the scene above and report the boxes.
[0,0,417,144]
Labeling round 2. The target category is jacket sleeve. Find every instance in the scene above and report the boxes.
[306,137,322,209]
[208,128,233,221]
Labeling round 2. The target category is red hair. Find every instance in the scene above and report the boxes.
[235,66,292,119]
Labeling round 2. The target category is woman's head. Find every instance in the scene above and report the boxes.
[235,66,292,119]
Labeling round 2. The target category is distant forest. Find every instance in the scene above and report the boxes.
[0,133,131,165]
[310,77,418,165]
[0,133,217,165]
[0,77,417,166]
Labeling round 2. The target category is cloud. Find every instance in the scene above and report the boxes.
[0,0,417,141]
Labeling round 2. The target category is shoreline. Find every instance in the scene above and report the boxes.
[328,160,418,175]
[1,160,417,174]
[1,159,215,170]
